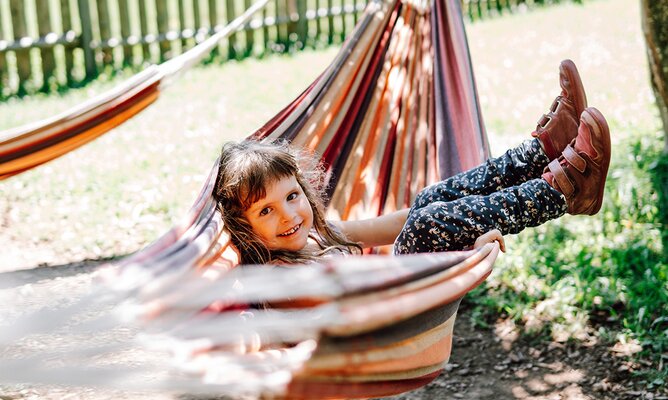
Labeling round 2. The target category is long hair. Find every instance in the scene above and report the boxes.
[213,140,362,264]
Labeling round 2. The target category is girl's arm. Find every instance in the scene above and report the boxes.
[333,209,410,248]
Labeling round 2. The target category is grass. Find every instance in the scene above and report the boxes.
[0,0,665,389]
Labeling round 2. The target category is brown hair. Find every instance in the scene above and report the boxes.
[213,140,361,264]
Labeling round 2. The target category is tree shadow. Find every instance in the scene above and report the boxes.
[0,255,128,289]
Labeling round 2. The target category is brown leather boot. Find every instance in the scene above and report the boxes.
[532,59,588,160]
[542,107,611,215]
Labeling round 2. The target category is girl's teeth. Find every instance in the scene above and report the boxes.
[280,225,299,236]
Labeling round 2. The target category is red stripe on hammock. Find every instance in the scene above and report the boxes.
[286,370,441,399]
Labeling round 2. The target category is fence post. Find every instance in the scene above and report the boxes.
[208,0,218,29]
[225,0,237,59]
[352,0,358,24]
[61,0,76,84]
[315,0,321,41]
[287,0,297,46]
[9,0,31,95]
[36,0,56,91]
[275,0,287,48]
[327,0,333,44]
[96,0,113,65]
[261,5,268,54]
[208,0,219,58]
[137,0,151,63]
[118,0,133,65]
[193,0,202,39]
[178,0,189,51]
[77,0,97,80]
[0,2,7,95]
[244,0,255,56]
[296,0,307,48]
[155,0,171,61]
[340,0,346,42]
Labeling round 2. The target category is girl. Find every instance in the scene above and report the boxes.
[212,60,611,265]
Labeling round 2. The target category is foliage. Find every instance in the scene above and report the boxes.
[468,129,668,383]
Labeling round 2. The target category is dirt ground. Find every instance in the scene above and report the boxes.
[392,302,668,400]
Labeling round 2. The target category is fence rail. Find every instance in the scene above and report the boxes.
[0,0,566,99]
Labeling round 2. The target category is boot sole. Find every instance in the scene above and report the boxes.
[580,107,611,215]
[560,59,588,116]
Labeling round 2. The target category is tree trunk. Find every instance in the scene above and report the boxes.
[641,1,668,262]
[641,0,668,153]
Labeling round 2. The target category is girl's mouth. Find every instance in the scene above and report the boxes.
[278,223,302,237]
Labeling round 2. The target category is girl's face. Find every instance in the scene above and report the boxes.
[243,175,314,252]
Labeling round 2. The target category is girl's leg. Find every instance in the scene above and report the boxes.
[411,139,548,209]
[411,59,587,209]
[395,106,612,255]
[394,178,567,254]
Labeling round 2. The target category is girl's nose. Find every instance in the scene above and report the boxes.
[279,204,297,223]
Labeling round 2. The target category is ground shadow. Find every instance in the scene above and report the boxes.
[0,255,127,289]
[388,301,664,400]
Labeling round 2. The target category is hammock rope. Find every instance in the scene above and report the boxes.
[0,0,497,398]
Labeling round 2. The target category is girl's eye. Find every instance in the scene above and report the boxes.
[287,192,299,201]
[259,207,271,216]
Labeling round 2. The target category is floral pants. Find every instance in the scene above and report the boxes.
[393,139,568,254]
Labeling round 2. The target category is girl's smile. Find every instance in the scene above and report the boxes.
[243,175,314,252]
[277,223,302,236]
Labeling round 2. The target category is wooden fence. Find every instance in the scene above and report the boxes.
[0,0,566,99]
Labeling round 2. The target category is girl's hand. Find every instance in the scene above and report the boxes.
[474,229,506,252]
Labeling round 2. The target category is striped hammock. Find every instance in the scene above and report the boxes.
[0,0,498,398]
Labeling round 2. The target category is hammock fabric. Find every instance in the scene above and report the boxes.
[1,0,497,398]
[109,0,495,397]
